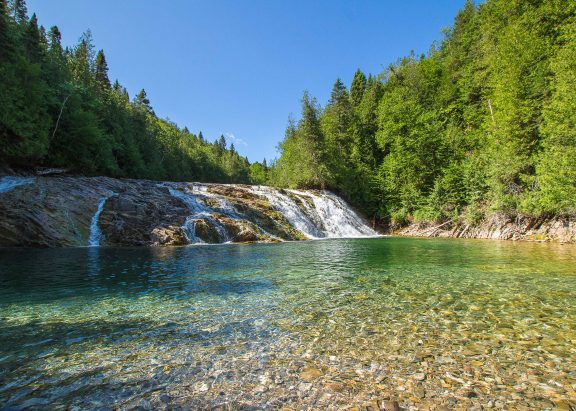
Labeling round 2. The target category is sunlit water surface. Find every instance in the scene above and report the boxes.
[0,238,575,410]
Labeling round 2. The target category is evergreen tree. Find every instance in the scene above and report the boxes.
[71,32,95,87]
[350,69,367,107]
[48,26,63,57]
[95,49,111,91]
[0,0,12,60]
[24,13,42,63]
[216,134,226,154]
[134,89,153,112]
[9,0,26,25]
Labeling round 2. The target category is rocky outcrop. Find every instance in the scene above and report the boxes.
[0,175,376,247]
[396,213,576,243]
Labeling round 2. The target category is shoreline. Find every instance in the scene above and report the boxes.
[391,213,575,244]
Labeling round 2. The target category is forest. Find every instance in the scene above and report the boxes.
[0,0,255,183]
[1,0,575,226]
[269,0,576,225]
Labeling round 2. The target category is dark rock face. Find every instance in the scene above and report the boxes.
[0,176,116,247]
[98,183,190,246]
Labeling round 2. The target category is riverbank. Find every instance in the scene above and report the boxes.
[393,213,576,244]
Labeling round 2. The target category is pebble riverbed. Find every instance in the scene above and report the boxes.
[0,238,575,410]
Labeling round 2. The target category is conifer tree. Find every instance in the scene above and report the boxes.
[95,50,111,91]
[350,69,367,107]
[48,26,63,57]
[0,0,11,60]
[134,89,153,112]
[24,13,42,63]
[299,92,329,188]
[217,134,226,149]
[71,32,95,87]
[9,0,27,25]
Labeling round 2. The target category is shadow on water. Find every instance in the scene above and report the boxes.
[0,245,277,305]
[0,313,275,408]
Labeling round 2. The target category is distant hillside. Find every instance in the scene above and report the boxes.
[0,0,268,184]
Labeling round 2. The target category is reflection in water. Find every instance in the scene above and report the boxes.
[0,238,575,409]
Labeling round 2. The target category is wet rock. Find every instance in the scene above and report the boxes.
[553,401,575,411]
[151,226,188,246]
[325,382,345,392]
[412,372,426,381]
[253,385,268,394]
[194,219,221,243]
[0,175,379,247]
[300,367,322,381]
[379,400,401,411]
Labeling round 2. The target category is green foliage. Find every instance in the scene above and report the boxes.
[9,0,26,25]
[249,161,268,185]
[0,1,251,183]
[533,15,576,215]
[94,50,110,92]
[270,0,576,223]
[350,69,366,107]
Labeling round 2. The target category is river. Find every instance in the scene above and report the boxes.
[0,238,575,409]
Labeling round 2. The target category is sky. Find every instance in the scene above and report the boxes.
[27,0,466,163]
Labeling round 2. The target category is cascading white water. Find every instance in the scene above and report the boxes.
[252,186,324,238]
[88,196,110,247]
[164,182,377,244]
[251,186,377,239]
[0,176,35,194]
[292,190,377,238]
[165,185,232,243]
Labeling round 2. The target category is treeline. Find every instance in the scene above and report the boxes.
[0,0,258,183]
[269,0,576,225]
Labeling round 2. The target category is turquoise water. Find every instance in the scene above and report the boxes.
[0,238,575,409]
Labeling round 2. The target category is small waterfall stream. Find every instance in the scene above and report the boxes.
[88,196,110,247]
[291,190,378,238]
[165,185,232,244]
[0,176,35,194]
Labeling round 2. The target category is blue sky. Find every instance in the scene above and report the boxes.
[27,0,466,163]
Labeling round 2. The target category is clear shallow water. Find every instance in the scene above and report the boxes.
[0,238,575,410]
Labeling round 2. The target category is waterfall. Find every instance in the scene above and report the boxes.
[252,186,324,238]
[164,182,377,244]
[0,176,35,194]
[251,186,377,239]
[88,196,110,247]
[164,185,232,244]
[295,190,377,238]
